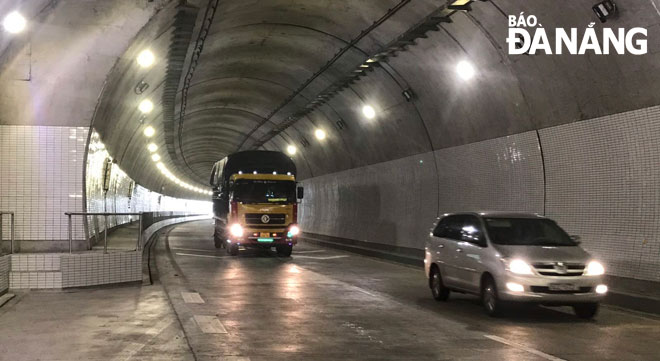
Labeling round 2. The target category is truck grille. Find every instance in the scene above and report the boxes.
[245,213,286,225]
[532,262,585,277]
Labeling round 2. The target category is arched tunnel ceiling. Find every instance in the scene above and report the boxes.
[91,0,660,200]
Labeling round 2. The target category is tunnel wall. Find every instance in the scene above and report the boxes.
[0,125,88,250]
[85,130,211,242]
[0,124,209,253]
[301,105,660,282]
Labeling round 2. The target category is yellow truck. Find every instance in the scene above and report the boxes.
[209,151,303,256]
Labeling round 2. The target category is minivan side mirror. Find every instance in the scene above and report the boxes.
[297,186,304,199]
[570,235,581,244]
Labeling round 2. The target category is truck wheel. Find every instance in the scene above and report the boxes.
[227,243,239,256]
[573,302,599,319]
[276,244,292,257]
[213,234,224,249]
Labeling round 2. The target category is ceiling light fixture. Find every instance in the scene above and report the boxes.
[139,99,154,114]
[143,126,155,137]
[287,145,297,155]
[362,105,376,119]
[456,60,476,80]
[314,129,326,140]
[136,49,155,68]
[3,11,26,34]
[147,143,158,152]
[151,154,161,162]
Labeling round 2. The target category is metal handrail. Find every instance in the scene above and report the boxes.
[65,212,143,254]
[0,211,15,254]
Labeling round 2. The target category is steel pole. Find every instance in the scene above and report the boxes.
[10,213,14,254]
[68,214,72,254]
[104,215,108,254]
[138,214,143,251]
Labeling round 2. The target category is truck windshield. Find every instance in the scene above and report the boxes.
[232,179,296,204]
[484,218,576,246]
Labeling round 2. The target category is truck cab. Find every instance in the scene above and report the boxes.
[209,151,302,256]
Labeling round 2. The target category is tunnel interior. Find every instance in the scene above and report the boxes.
[1,0,660,359]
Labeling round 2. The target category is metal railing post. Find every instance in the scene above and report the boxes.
[10,213,14,254]
[68,214,72,254]
[104,215,108,254]
[137,214,143,251]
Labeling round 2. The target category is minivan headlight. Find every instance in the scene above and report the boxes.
[508,259,534,275]
[585,261,605,276]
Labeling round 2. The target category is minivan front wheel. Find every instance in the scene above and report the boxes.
[430,267,450,301]
[482,276,504,317]
[573,302,599,319]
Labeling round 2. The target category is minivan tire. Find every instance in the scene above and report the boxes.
[573,302,599,319]
[482,276,504,317]
[430,267,450,301]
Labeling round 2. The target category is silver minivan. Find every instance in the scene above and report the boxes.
[424,212,607,318]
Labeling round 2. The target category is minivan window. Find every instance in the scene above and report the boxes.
[484,218,576,246]
[432,217,450,238]
[461,216,485,245]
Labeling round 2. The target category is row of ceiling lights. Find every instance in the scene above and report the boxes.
[282,59,475,156]
[135,54,212,196]
[284,104,376,156]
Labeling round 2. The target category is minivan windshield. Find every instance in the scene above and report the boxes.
[484,218,576,246]
[232,179,296,204]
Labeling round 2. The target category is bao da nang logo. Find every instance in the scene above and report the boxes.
[506,13,647,55]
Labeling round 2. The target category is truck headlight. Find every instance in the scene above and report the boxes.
[229,223,244,237]
[288,225,300,237]
[585,261,605,276]
[508,259,534,275]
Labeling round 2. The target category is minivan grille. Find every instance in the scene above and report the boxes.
[530,286,592,294]
[245,213,286,225]
[532,263,585,277]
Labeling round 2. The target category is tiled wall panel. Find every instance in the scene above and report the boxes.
[60,252,142,288]
[434,131,544,215]
[0,126,86,242]
[541,106,660,281]
[301,107,659,282]
[301,152,438,249]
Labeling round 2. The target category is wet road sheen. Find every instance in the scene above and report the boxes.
[155,220,660,361]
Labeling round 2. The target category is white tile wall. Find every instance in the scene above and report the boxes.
[301,107,660,282]
[0,126,87,242]
[541,106,660,282]
[60,252,141,288]
[434,131,544,215]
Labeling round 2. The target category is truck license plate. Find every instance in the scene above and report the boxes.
[260,232,270,238]
[548,283,578,291]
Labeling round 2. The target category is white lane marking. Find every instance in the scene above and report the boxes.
[194,315,228,334]
[181,292,205,304]
[294,255,349,260]
[176,252,226,259]
[484,335,566,361]
[172,247,218,253]
[294,250,326,254]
